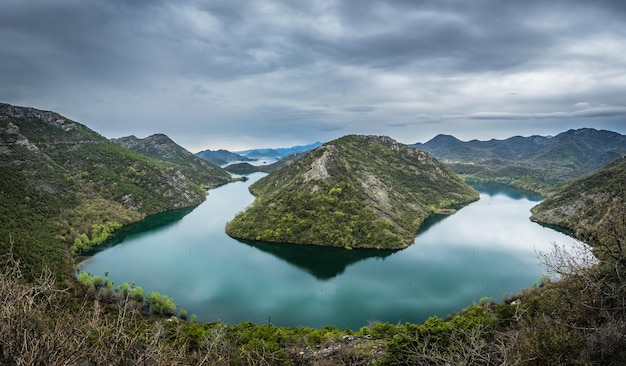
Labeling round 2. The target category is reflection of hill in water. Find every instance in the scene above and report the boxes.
[414,213,453,237]
[238,240,398,280]
[469,182,543,202]
[89,206,196,254]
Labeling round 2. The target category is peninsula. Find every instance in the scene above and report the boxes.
[226,135,479,249]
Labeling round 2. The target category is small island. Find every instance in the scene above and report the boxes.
[226,135,479,249]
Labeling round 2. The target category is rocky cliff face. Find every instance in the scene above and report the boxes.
[226,135,479,249]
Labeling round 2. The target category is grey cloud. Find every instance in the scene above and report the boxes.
[344,106,377,113]
[1,0,626,149]
[467,106,626,120]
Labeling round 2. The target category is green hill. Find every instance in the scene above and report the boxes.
[530,155,626,248]
[0,103,231,277]
[111,134,232,188]
[226,135,479,249]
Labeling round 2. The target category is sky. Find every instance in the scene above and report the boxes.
[1,0,626,152]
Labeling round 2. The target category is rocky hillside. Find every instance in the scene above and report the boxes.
[0,103,230,277]
[530,155,626,246]
[112,134,232,188]
[226,135,479,249]
[412,128,626,190]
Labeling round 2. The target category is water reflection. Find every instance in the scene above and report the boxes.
[81,177,578,328]
[89,206,196,253]
[236,195,474,279]
[238,239,397,280]
[469,181,543,201]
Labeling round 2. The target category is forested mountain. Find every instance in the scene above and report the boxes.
[226,135,479,249]
[530,155,626,246]
[411,128,626,189]
[0,103,231,277]
[112,134,232,188]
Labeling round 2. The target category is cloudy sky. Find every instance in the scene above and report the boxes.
[2,0,626,152]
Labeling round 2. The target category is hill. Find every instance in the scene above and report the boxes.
[530,155,626,247]
[411,128,626,191]
[111,134,232,188]
[0,103,231,277]
[194,148,254,166]
[226,135,479,249]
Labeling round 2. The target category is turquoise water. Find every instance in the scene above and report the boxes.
[81,174,576,329]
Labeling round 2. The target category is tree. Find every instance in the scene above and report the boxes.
[130,286,143,303]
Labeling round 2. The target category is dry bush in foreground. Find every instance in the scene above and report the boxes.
[0,254,195,365]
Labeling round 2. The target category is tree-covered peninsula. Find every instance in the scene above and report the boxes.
[226,135,479,249]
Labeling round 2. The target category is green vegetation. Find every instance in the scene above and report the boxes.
[414,128,626,194]
[71,221,123,254]
[531,155,626,245]
[112,134,234,188]
[7,233,626,365]
[77,269,185,318]
[227,135,479,249]
[0,103,232,279]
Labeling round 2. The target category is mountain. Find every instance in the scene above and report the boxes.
[0,103,230,278]
[530,155,626,246]
[236,141,323,159]
[194,148,254,166]
[112,134,232,188]
[226,135,479,249]
[411,128,626,189]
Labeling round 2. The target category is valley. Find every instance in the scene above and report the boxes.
[1,102,625,364]
[82,173,571,329]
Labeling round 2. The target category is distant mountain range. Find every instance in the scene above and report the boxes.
[194,149,255,166]
[235,142,323,159]
[411,128,626,190]
[195,142,322,166]
[200,129,626,191]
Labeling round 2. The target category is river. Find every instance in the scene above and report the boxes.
[81,173,577,329]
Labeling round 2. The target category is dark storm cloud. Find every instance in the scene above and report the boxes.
[1,0,625,150]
